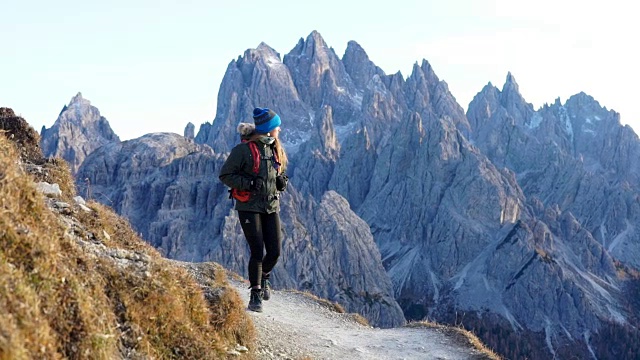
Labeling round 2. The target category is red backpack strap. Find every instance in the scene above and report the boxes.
[247,141,260,174]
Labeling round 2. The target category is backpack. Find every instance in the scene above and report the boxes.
[229,140,281,202]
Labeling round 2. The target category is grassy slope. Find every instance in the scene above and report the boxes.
[0,117,254,359]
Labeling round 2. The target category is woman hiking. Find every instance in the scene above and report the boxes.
[219,107,288,312]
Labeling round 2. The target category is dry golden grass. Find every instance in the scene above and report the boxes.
[406,320,502,360]
[286,289,346,314]
[36,158,78,204]
[614,259,640,280]
[0,134,255,359]
[283,289,371,327]
[347,313,371,327]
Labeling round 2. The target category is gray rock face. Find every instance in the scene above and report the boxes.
[404,60,471,138]
[276,189,405,327]
[184,122,195,140]
[342,41,386,91]
[76,132,405,328]
[40,93,120,174]
[464,74,640,357]
[467,75,640,270]
[74,31,640,358]
[283,31,360,128]
[291,105,340,199]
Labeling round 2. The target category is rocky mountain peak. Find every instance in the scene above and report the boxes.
[69,91,89,107]
[407,59,442,96]
[307,30,329,50]
[405,59,440,92]
[503,71,519,91]
[564,91,604,114]
[569,91,593,102]
[420,59,439,82]
[40,94,120,174]
[343,40,385,91]
[479,82,500,97]
[287,31,331,60]
[405,59,470,135]
[497,72,534,126]
[282,31,357,127]
[343,40,371,66]
[560,91,619,129]
[234,42,284,86]
[254,42,282,61]
[500,72,525,105]
[467,83,502,133]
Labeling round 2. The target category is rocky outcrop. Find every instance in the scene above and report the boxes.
[0,107,43,164]
[184,122,195,140]
[40,93,120,174]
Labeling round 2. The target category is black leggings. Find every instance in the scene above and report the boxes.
[238,211,282,287]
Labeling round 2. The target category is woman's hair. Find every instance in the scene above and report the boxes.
[273,138,288,172]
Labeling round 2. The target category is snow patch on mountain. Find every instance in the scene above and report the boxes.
[608,220,634,253]
[528,113,543,129]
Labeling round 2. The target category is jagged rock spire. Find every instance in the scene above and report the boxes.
[184,122,195,140]
[502,71,519,93]
[343,40,386,90]
[40,93,120,174]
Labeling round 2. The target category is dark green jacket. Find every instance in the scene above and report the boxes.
[219,138,280,213]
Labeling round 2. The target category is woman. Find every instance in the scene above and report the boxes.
[219,107,288,312]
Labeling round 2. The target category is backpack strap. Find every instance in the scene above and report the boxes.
[244,140,261,174]
[244,139,280,175]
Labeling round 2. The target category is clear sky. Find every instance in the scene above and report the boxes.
[2,0,637,140]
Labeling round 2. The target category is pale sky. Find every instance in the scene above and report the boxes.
[2,0,637,140]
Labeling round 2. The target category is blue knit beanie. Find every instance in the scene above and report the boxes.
[252,107,281,133]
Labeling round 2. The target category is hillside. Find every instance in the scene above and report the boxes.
[0,108,254,359]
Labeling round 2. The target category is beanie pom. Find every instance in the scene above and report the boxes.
[252,107,281,133]
[253,107,268,118]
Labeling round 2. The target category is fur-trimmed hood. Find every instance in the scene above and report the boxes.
[237,122,275,145]
[237,123,256,141]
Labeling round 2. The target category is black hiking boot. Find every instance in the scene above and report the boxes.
[248,288,263,312]
[261,278,271,301]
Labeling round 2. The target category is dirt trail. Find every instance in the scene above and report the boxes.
[232,281,491,360]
